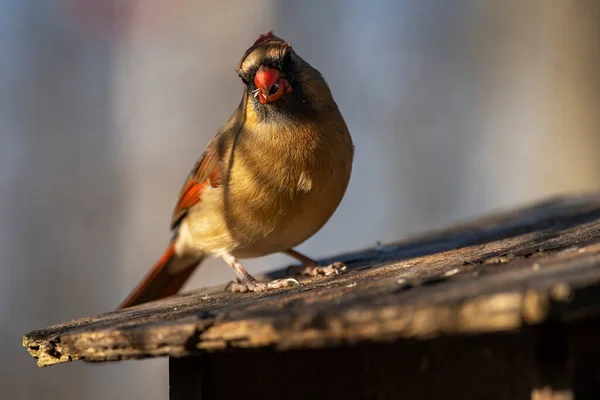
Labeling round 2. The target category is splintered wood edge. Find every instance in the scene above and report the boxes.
[22,287,556,368]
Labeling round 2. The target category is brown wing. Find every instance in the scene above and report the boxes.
[170,141,222,229]
[170,90,249,230]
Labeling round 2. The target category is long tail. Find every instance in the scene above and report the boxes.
[117,244,204,310]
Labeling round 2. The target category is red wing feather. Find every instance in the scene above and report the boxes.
[171,144,221,229]
[176,180,207,213]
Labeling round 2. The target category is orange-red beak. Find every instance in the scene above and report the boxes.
[253,65,292,104]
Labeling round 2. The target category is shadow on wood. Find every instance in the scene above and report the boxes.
[172,332,538,399]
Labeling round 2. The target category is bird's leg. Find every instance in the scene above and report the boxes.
[219,251,299,293]
[284,249,347,277]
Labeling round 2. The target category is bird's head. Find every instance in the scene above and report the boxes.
[237,32,334,115]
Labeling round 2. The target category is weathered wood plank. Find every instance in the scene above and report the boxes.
[23,194,600,367]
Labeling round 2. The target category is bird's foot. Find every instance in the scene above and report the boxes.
[219,251,300,293]
[227,277,300,293]
[288,261,347,277]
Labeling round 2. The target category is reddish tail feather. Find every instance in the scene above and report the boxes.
[117,244,203,310]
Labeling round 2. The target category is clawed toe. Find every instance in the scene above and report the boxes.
[228,277,299,293]
[290,261,347,277]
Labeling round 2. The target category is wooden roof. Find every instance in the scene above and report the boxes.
[24,194,600,367]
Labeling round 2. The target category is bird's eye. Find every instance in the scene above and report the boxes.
[283,50,295,68]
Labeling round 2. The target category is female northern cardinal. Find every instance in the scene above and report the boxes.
[118,32,354,309]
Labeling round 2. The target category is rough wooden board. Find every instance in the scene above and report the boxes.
[23,194,600,367]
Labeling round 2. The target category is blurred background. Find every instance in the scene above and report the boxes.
[2,0,600,399]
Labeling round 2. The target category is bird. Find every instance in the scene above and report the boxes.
[118,32,354,309]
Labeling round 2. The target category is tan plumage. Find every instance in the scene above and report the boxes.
[118,32,353,309]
